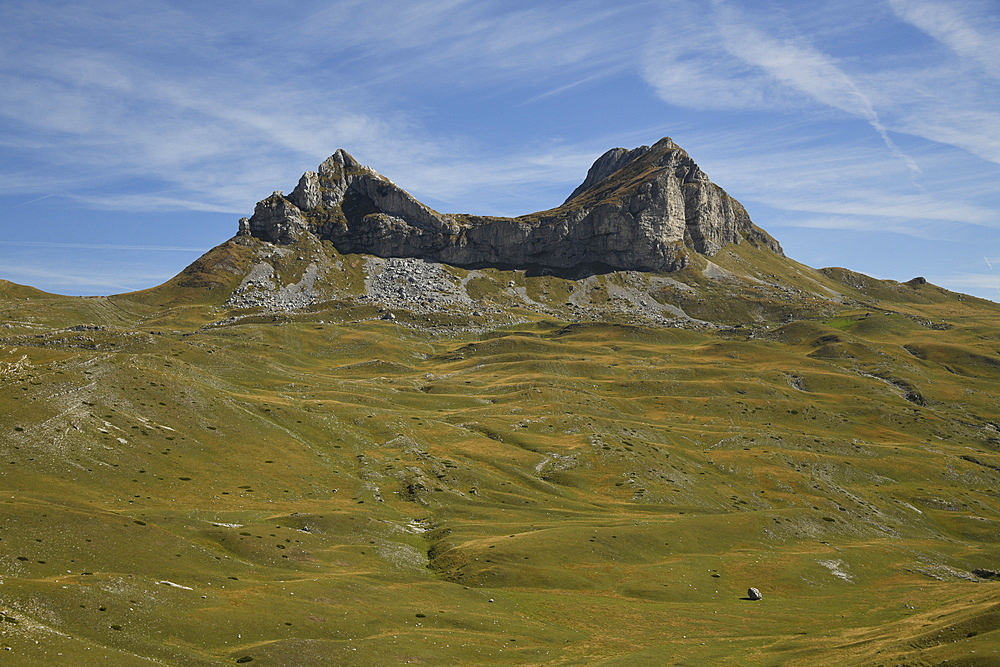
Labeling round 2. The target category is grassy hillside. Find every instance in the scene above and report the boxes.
[1,241,998,665]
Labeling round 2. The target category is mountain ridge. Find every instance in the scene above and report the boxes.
[237,137,782,274]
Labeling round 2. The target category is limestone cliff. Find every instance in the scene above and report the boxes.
[237,137,782,273]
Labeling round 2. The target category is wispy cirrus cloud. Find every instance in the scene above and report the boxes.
[641,3,781,112]
[643,0,1000,168]
[298,0,645,88]
[0,261,172,292]
[785,216,944,240]
[888,0,1000,78]
[678,126,998,237]
[0,240,204,252]
[711,3,919,175]
[936,272,1000,294]
[854,0,1000,168]
[643,1,916,171]
[638,0,999,247]
[0,0,648,217]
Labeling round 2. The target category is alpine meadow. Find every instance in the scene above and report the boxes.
[1,138,998,665]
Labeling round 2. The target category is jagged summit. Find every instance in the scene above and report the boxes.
[563,137,673,203]
[237,138,782,273]
[561,137,715,209]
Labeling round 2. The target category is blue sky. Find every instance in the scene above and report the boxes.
[1,0,999,300]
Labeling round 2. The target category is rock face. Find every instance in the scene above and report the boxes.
[238,138,782,273]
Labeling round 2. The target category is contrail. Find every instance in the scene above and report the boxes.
[11,194,55,209]
[987,257,994,270]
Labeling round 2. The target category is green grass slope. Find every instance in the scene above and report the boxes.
[1,243,999,665]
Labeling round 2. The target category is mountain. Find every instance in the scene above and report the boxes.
[0,140,998,666]
[238,137,781,274]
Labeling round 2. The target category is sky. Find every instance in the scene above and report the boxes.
[1,0,999,301]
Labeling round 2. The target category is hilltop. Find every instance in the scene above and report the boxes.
[0,140,998,665]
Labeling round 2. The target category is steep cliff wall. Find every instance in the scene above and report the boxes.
[238,137,782,272]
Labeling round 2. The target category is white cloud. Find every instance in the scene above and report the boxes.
[637,1,999,246]
[888,0,1000,78]
[898,111,1000,166]
[299,1,643,86]
[0,241,203,252]
[0,0,649,217]
[758,188,993,226]
[0,261,171,292]
[643,1,919,174]
[685,132,997,230]
[712,3,919,174]
[641,0,1000,177]
[936,272,1000,294]
[778,216,954,242]
[641,3,785,111]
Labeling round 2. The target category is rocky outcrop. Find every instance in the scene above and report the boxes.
[563,143,653,202]
[238,137,782,273]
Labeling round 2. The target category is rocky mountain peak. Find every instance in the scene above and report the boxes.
[237,137,782,273]
[564,144,654,204]
[564,137,712,206]
[320,147,362,173]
